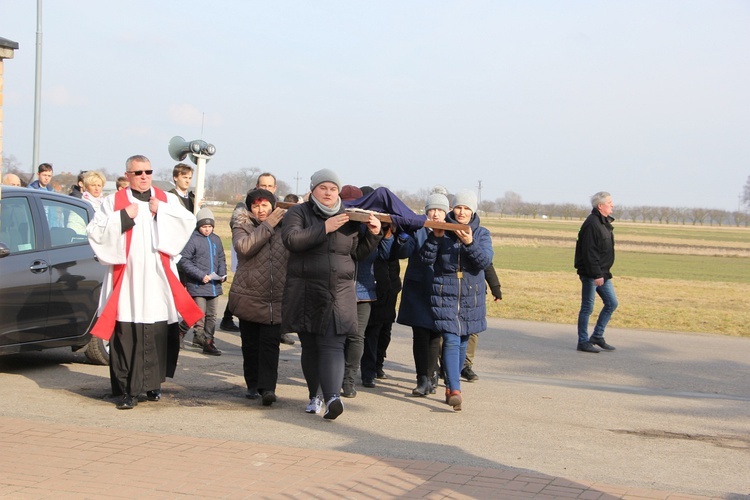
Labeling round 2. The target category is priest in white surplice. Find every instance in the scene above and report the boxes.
[87,155,203,410]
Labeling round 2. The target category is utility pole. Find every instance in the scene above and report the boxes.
[295,171,301,195]
[477,180,482,213]
[32,0,43,177]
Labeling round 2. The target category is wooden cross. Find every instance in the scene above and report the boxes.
[276,201,469,232]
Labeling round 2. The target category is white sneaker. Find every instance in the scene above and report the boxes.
[305,396,324,414]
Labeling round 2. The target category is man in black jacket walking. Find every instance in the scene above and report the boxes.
[574,192,618,353]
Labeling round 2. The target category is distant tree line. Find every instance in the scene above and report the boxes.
[477,190,750,227]
[4,154,750,226]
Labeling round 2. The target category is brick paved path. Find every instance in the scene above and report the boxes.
[0,417,717,499]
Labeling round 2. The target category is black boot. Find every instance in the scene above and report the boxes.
[411,375,431,397]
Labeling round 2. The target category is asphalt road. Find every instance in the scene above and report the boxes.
[1,301,748,498]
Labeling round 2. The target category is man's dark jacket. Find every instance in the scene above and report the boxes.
[169,188,195,213]
[574,208,615,280]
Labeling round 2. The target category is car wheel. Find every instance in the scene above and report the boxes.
[84,337,110,365]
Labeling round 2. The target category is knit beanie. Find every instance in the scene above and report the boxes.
[452,190,477,213]
[340,185,363,201]
[196,207,215,228]
[245,188,277,210]
[431,185,449,196]
[425,193,450,213]
[309,168,342,191]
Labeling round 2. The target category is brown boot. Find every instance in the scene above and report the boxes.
[202,341,222,356]
[448,390,462,411]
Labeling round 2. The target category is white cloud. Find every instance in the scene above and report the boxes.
[44,85,86,107]
[168,104,223,128]
[124,126,152,137]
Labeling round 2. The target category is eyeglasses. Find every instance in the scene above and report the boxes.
[127,170,153,176]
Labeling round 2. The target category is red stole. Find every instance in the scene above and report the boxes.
[90,187,204,340]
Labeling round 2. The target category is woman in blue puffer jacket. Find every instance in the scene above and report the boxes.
[419,189,493,411]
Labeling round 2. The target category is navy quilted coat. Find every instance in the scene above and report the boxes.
[419,212,493,336]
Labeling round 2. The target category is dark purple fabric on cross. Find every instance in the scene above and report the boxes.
[343,187,426,233]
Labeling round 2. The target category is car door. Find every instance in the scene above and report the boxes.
[38,195,102,340]
[0,194,51,346]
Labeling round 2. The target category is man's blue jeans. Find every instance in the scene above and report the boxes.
[442,333,469,392]
[577,277,618,344]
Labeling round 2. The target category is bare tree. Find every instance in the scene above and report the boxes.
[732,211,749,227]
[559,203,579,220]
[688,208,709,225]
[497,191,523,217]
[655,206,673,224]
[524,202,542,219]
[155,168,173,182]
[478,200,496,215]
[707,209,728,226]
[2,154,30,184]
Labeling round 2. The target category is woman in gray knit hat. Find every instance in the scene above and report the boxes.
[281,169,383,420]
[419,189,493,411]
[395,191,450,397]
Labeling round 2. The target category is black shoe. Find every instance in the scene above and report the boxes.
[341,384,357,398]
[430,373,439,393]
[203,342,222,356]
[461,365,479,382]
[246,388,260,399]
[324,396,344,420]
[191,335,206,348]
[219,320,240,332]
[577,341,601,353]
[412,375,431,397]
[116,395,137,410]
[362,379,376,388]
[280,333,296,345]
[261,390,277,406]
[590,337,616,351]
[146,390,161,402]
[376,368,387,379]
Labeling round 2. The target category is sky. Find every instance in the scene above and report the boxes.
[1,1,748,211]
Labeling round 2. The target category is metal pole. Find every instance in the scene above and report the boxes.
[31,0,43,176]
[194,156,206,215]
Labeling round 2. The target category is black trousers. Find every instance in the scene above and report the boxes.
[298,319,346,401]
[110,321,169,397]
[240,320,281,393]
[344,302,370,387]
[412,326,441,380]
[376,321,393,372]
[362,319,393,381]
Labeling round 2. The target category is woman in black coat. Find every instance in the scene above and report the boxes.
[281,169,381,420]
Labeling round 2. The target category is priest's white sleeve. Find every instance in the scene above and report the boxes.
[153,192,197,256]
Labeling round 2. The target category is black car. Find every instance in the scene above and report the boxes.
[0,186,109,364]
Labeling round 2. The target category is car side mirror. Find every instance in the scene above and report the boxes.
[0,242,9,258]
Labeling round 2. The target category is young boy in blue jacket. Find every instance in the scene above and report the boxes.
[179,208,227,355]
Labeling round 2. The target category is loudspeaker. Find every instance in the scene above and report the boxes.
[168,136,192,162]
[168,136,216,165]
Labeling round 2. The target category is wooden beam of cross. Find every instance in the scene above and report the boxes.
[276,201,469,232]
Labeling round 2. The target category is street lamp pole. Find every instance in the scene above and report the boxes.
[31,0,43,176]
